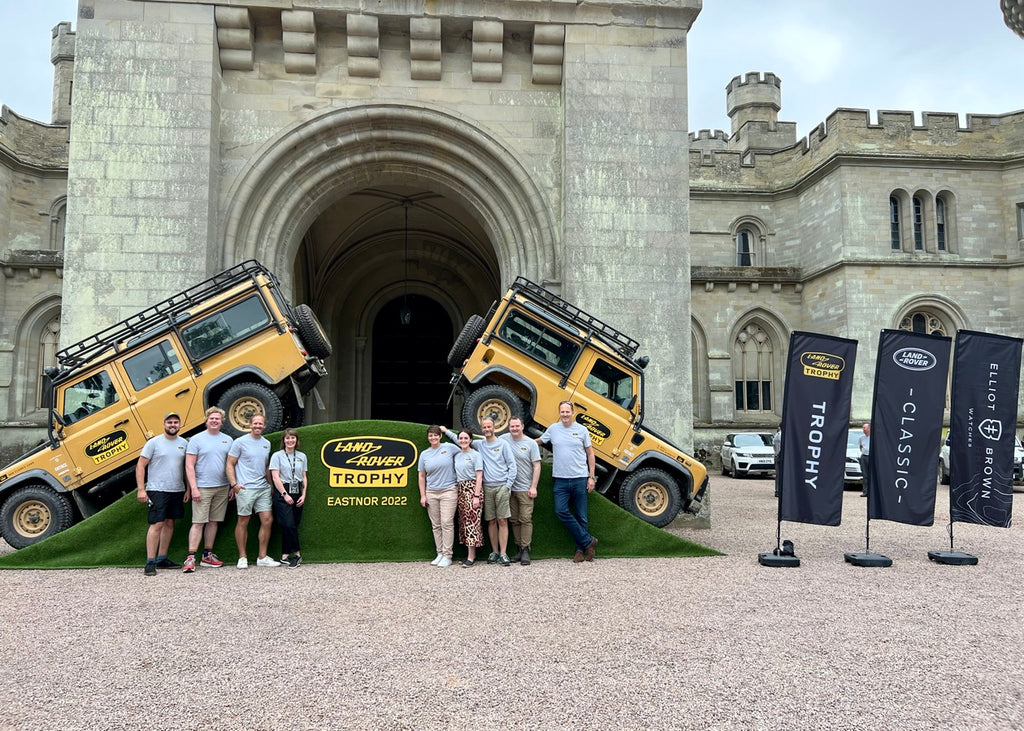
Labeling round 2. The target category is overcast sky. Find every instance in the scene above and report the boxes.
[1,1,1023,136]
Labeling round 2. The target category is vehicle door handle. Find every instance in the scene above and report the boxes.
[115,419,130,428]
[574,403,588,411]
[175,388,190,397]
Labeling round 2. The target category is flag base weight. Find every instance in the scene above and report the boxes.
[757,551,800,567]
[927,550,978,565]
[843,552,892,567]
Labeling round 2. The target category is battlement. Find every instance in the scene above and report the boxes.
[727,71,783,135]
[0,106,69,170]
[689,129,730,152]
[726,72,781,93]
[690,104,1024,189]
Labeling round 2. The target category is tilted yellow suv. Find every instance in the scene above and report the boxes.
[0,260,331,548]
[447,277,708,527]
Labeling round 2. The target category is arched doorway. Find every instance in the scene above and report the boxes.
[221,104,560,424]
[371,294,453,425]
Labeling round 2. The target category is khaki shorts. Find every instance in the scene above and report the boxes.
[235,485,272,516]
[191,486,229,524]
[483,485,511,521]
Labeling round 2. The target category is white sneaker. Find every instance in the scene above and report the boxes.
[430,554,443,566]
[437,557,453,567]
[236,557,248,570]
[256,556,281,567]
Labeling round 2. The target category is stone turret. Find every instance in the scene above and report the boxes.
[51,21,75,125]
[724,72,797,153]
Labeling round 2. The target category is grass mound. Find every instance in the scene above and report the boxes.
[0,420,719,568]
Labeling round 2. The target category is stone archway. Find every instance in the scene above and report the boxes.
[222,103,558,292]
[220,103,559,423]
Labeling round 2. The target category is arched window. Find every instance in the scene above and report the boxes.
[899,311,947,336]
[730,217,768,267]
[49,198,67,252]
[733,323,774,412]
[736,229,754,266]
[37,317,61,408]
[935,198,946,251]
[889,195,902,250]
[912,196,924,250]
[691,321,710,423]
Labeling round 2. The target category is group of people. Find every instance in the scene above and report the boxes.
[135,407,308,576]
[136,400,602,574]
[418,400,600,567]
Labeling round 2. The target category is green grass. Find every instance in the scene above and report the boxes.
[0,421,719,569]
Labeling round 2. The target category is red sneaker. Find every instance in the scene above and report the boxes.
[182,555,196,574]
[200,552,223,568]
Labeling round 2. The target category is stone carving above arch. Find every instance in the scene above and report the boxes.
[221,103,558,295]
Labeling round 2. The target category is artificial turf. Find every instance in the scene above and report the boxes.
[0,420,719,569]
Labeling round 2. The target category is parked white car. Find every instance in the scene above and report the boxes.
[721,432,776,478]
[845,429,864,487]
[939,432,1023,488]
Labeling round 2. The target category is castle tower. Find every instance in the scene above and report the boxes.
[725,72,796,152]
[50,21,75,125]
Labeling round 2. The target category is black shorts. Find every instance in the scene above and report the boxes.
[147,490,185,524]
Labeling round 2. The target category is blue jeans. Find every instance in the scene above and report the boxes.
[553,477,593,551]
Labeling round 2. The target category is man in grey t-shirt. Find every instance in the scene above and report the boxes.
[183,407,233,572]
[136,412,188,576]
[501,417,541,566]
[538,400,598,562]
[226,414,278,568]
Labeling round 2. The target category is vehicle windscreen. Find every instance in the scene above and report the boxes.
[734,433,772,447]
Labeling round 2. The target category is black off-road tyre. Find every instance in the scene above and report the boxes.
[461,384,523,434]
[447,314,486,368]
[216,382,284,438]
[0,484,75,549]
[294,304,332,358]
[617,467,682,528]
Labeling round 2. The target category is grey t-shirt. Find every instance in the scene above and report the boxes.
[417,443,458,490]
[228,434,272,489]
[269,450,308,483]
[444,429,517,488]
[453,448,483,482]
[140,434,188,492]
[539,421,592,479]
[500,433,541,492]
[185,430,232,488]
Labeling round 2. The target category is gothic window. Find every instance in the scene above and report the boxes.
[49,198,67,251]
[736,229,754,266]
[731,218,768,266]
[733,323,773,412]
[36,317,60,408]
[889,196,902,250]
[912,196,924,250]
[936,197,946,251]
[899,311,947,336]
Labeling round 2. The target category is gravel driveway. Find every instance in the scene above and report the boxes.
[1,476,1022,730]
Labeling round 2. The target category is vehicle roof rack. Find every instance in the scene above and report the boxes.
[510,276,640,358]
[55,260,275,370]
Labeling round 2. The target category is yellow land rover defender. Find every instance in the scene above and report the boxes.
[447,277,708,527]
[0,260,331,548]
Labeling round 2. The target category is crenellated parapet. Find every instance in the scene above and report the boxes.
[0,106,69,172]
[690,106,1024,190]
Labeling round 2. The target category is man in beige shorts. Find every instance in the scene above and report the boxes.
[182,407,233,573]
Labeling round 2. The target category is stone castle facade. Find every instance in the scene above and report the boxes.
[2,1,1023,473]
